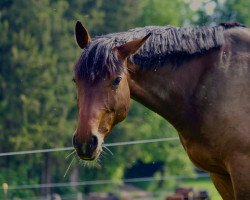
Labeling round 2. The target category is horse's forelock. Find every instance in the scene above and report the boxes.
[75,39,124,83]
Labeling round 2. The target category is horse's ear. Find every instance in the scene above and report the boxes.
[75,21,91,49]
[115,33,151,59]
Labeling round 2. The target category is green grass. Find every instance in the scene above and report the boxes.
[180,176,222,200]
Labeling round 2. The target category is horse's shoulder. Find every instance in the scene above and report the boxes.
[223,27,250,50]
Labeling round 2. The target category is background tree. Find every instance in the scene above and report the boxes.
[135,0,193,26]
[192,0,250,26]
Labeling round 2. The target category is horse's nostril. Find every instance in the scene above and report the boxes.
[72,135,81,149]
[89,135,98,150]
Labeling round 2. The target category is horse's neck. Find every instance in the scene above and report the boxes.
[128,53,218,133]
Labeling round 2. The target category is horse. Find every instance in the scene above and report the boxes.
[72,21,250,199]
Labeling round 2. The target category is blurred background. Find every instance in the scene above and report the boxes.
[0,0,249,199]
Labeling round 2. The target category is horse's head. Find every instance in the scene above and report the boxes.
[73,21,150,160]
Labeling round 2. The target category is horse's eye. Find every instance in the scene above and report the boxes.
[112,77,122,86]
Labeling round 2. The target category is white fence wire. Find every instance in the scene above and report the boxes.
[0,137,179,157]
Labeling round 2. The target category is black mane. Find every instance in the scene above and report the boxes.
[75,24,233,82]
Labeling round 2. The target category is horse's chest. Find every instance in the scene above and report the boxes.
[179,135,227,174]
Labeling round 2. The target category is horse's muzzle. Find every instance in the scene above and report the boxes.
[72,135,98,160]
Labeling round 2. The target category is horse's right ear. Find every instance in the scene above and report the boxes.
[114,33,151,60]
[75,21,91,49]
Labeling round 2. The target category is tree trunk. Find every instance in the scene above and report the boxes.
[70,165,79,181]
[41,153,52,199]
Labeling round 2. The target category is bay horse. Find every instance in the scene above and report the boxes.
[72,21,250,199]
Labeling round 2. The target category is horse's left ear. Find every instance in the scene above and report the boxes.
[75,21,91,49]
[115,33,151,59]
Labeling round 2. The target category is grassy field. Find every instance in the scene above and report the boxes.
[180,176,222,200]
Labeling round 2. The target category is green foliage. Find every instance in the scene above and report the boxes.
[193,0,250,26]
[0,0,77,198]
[136,0,192,26]
[98,0,141,33]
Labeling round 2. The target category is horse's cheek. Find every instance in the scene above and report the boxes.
[114,95,130,123]
[115,103,129,123]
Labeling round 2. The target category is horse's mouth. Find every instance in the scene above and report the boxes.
[76,151,95,161]
[76,148,102,161]
[79,156,95,161]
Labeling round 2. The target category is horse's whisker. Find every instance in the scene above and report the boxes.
[76,155,102,169]
[101,150,109,158]
[64,155,76,178]
[103,146,114,156]
[65,149,76,159]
